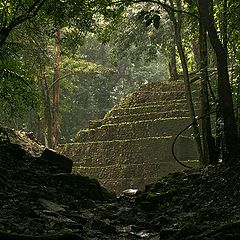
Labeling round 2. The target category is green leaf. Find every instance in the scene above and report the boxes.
[146,18,152,28]
[153,15,160,29]
[137,10,148,21]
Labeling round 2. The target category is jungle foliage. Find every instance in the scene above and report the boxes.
[0,0,240,164]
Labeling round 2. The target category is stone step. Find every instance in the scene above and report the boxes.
[119,90,199,108]
[58,79,203,193]
[74,161,199,179]
[88,100,200,129]
[107,100,190,117]
[59,136,198,168]
[139,80,200,92]
[76,117,193,142]
[118,99,200,109]
[73,161,199,193]
[103,110,192,125]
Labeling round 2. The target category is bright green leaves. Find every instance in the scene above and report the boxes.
[61,55,115,81]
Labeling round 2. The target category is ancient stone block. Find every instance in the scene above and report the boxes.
[58,80,201,194]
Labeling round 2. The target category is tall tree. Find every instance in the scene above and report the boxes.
[198,10,217,164]
[198,0,239,164]
[52,28,61,148]
[166,0,204,163]
[168,28,179,81]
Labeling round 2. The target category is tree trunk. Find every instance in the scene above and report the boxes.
[192,36,200,68]
[40,77,53,148]
[168,0,204,163]
[221,0,228,52]
[168,31,178,81]
[52,28,61,148]
[198,17,217,165]
[36,114,42,143]
[198,0,239,164]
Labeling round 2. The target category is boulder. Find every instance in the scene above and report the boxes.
[40,149,73,173]
[50,173,115,201]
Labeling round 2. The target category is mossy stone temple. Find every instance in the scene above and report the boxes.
[59,80,200,193]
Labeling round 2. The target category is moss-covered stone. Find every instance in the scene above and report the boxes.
[88,119,103,129]
[138,80,200,92]
[58,80,201,193]
[58,136,198,165]
[75,117,193,142]
[107,101,190,117]
[103,110,195,125]
[119,90,199,108]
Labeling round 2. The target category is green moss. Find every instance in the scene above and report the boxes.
[119,91,190,108]
[58,136,199,166]
[103,110,191,125]
[103,116,190,127]
[109,102,187,115]
[73,116,193,143]
[139,80,185,91]
[88,119,102,129]
[58,136,172,149]
[58,80,201,194]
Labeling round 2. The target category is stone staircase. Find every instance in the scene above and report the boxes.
[58,80,200,193]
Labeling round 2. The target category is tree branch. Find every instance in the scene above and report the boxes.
[0,0,47,47]
[9,0,47,30]
[113,0,199,19]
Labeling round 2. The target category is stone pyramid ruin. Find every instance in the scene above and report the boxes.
[58,80,200,193]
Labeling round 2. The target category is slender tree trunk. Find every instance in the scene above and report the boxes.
[168,31,178,81]
[237,83,240,132]
[168,48,178,81]
[192,36,200,68]
[221,0,228,52]
[199,17,217,165]
[168,0,203,163]
[198,0,239,164]
[36,114,42,142]
[52,28,61,148]
[230,43,239,131]
[40,77,53,148]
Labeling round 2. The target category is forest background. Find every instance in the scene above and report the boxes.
[1,0,240,165]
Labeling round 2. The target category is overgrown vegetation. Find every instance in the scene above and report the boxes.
[1,1,240,239]
[0,0,240,163]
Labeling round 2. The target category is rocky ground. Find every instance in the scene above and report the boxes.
[1,130,240,239]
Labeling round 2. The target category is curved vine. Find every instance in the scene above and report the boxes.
[172,109,217,168]
[172,105,240,168]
